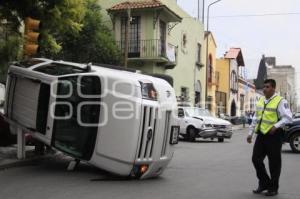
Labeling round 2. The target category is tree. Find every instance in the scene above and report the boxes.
[0,0,120,66]
[57,0,121,65]
[0,0,86,56]
[0,20,22,83]
[0,0,87,80]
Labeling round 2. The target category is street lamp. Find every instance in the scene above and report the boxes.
[202,0,205,23]
[206,0,222,31]
[205,0,222,109]
[198,0,205,22]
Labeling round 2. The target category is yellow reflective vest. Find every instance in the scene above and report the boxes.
[255,95,283,134]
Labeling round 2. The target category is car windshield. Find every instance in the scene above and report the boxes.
[185,108,212,117]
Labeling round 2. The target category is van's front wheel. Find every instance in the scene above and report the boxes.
[187,127,197,142]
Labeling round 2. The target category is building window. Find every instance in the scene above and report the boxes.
[159,20,166,57]
[231,71,238,92]
[208,54,213,83]
[180,87,189,102]
[207,96,213,111]
[240,94,245,111]
[182,33,187,48]
[197,43,201,64]
[121,16,141,57]
[215,91,227,115]
[195,80,202,107]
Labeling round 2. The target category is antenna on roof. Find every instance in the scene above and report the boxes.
[86,62,92,72]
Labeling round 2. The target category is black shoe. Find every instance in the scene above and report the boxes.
[265,190,278,196]
[252,187,268,194]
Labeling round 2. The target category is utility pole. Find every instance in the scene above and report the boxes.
[198,0,200,20]
[124,9,131,68]
[205,0,222,108]
[202,0,205,23]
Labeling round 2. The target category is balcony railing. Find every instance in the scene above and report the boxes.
[116,39,177,67]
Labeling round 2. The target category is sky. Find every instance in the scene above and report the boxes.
[177,0,300,104]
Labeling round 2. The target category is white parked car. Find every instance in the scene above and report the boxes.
[4,58,179,179]
[178,107,232,142]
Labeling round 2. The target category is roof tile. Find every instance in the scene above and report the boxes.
[224,48,241,59]
[109,0,164,11]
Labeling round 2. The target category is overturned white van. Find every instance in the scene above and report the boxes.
[4,58,179,179]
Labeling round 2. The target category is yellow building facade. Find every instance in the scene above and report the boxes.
[216,58,230,116]
[204,32,218,115]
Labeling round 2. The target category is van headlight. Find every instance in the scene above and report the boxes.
[205,124,213,128]
[139,80,157,100]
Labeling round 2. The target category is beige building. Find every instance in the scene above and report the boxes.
[238,78,256,115]
[223,48,245,117]
[98,0,206,106]
[265,57,297,112]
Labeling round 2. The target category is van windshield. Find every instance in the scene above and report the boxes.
[185,108,212,117]
[52,75,101,160]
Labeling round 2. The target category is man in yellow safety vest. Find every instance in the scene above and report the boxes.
[247,79,292,197]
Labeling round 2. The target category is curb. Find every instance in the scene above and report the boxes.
[0,156,46,170]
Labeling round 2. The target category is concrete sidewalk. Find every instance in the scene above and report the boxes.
[0,145,43,170]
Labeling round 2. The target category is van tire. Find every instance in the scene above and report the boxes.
[187,127,197,142]
[218,138,224,143]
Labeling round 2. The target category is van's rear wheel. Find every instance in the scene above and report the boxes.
[218,138,224,143]
[187,127,197,142]
[289,133,300,153]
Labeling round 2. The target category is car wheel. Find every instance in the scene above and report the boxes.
[218,138,224,143]
[187,127,196,142]
[289,133,300,153]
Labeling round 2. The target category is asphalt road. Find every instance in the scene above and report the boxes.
[0,128,299,199]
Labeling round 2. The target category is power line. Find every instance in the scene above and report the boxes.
[210,12,300,18]
[182,12,300,19]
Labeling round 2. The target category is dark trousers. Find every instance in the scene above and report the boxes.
[252,129,283,191]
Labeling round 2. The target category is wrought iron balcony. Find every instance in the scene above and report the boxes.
[116,39,177,69]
